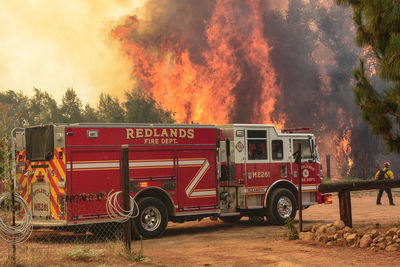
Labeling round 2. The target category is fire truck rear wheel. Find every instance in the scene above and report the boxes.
[133,197,168,239]
[266,188,297,225]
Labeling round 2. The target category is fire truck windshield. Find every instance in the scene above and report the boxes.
[293,139,312,159]
[25,125,54,161]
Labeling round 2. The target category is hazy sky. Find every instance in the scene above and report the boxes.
[0,1,144,106]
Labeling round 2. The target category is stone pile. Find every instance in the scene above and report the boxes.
[299,220,400,251]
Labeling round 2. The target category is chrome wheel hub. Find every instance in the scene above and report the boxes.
[277,196,292,218]
[141,206,161,231]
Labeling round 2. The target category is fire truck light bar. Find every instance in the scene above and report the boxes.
[281,127,310,133]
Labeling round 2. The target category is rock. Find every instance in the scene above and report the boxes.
[299,231,314,241]
[385,244,400,251]
[326,226,337,235]
[385,228,398,237]
[312,223,321,233]
[377,236,386,243]
[377,242,387,250]
[370,230,379,239]
[316,225,328,234]
[316,234,328,243]
[333,220,345,230]
[346,233,357,243]
[359,234,372,248]
[333,233,340,240]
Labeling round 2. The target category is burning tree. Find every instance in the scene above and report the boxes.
[336,0,400,153]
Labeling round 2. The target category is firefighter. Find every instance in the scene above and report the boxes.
[375,162,395,206]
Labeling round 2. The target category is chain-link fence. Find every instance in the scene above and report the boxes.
[0,188,141,266]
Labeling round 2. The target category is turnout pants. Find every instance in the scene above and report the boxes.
[376,188,394,204]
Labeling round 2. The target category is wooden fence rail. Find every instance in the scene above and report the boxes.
[318,180,400,227]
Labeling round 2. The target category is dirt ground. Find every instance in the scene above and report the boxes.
[137,191,400,267]
[1,191,400,266]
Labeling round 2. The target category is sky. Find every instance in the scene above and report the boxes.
[0,1,145,106]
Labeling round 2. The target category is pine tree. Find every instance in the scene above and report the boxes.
[336,0,400,152]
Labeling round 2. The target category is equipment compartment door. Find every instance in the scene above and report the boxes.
[68,149,120,221]
[176,150,217,210]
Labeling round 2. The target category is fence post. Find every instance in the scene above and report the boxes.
[121,145,131,252]
[362,153,367,180]
[338,190,352,227]
[295,144,303,232]
[326,155,331,179]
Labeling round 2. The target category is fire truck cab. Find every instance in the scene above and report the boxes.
[14,123,325,239]
[217,124,321,225]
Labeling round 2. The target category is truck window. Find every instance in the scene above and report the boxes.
[247,130,267,160]
[272,140,283,160]
[293,139,311,159]
[26,125,54,161]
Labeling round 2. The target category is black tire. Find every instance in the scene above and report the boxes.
[219,215,242,223]
[266,188,297,225]
[132,197,168,239]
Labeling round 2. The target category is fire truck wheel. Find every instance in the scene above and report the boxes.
[266,188,297,225]
[219,216,242,223]
[133,197,168,239]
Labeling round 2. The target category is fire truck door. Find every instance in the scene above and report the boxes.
[176,150,217,210]
[245,129,270,188]
[292,139,318,193]
[68,149,121,220]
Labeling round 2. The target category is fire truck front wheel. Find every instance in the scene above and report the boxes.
[266,188,297,225]
[133,197,168,239]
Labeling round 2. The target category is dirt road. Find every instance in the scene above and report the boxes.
[2,192,400,266]
[135,193,400,267]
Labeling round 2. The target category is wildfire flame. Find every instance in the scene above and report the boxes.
[113,0,281,125]
[113,0,357,178]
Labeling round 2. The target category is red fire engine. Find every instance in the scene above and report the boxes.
[14,123,329,238]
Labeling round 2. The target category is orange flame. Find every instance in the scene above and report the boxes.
[113,0,281,125]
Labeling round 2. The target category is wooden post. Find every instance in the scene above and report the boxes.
[338,190,352,227]
[326,155,331,179]
[296,144,303,232]
[121,145,131,252]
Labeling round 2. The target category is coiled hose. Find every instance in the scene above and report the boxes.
[0,193,33,244]
[105,190,139,223]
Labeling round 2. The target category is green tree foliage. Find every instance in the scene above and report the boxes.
[0,87,174,129]
[97,93,125,123]
[29,88,64,124]
[60,88,84,123]
[336,0,400,152]
[82,104,100,123]
[0,90,30,132]
[124,88,175,123]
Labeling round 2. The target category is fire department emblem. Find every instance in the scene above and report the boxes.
[302,169,309,178]
[235,141,244,152]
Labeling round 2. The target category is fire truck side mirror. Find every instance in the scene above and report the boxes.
[309,136,316,160]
